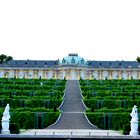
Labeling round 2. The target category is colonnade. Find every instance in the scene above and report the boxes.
[0,68,140,80]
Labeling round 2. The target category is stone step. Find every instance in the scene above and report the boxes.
[47,80,98,129]
[48,113,97,129]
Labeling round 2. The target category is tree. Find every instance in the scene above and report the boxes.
[0,54,13,64]
[5,56,13,62]
[136,56,140,63]
[0,54,7,64]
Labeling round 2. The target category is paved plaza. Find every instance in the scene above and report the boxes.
[19,129,123,136]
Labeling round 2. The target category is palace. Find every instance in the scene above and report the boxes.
[0,53,140,80]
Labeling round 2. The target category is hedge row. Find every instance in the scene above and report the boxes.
[84,99,139,109]
[0,84,65,91]
[80,79,140,132]
[0,90,63,99]
[82,90,140,99]
[0,109,60,129]
[86,112,130,130]
[0,98,63,109]
[11,111,60,129]
[81,85,140,92]
[0,78,66,85]
[80,79,140,86]
[0,78,66,132]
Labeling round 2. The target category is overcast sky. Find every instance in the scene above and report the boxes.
[0,0,140,61]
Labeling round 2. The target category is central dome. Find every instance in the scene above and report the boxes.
[59,53,87,66]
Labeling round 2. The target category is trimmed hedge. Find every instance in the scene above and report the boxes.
[123,124,130,135]
[0,78,66,130]
[80,79,140,131]
[86,112,130,130]
[10,123,20,134]
[84,99,139,110]
[0,108,60,129]
[9,111,60,129]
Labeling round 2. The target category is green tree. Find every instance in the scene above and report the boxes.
[5,56,13,62]
[136,56,140,63]
[0,54,7,64]
[0,54,13,64]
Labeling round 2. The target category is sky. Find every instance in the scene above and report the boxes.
[0,0,140,61]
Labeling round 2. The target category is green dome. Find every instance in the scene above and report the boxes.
[59,53,87,66]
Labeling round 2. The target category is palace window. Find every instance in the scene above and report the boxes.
[62,58,66,63]
[71,57,75,63]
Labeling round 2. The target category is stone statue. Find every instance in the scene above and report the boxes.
[130,105,139,135]
[1,104,10,134]
[40,82,43,86]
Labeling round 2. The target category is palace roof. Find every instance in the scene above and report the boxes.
[0,60,58,68]
[88,60,140,68]
[0,54,140,68]
[0,60,140,68]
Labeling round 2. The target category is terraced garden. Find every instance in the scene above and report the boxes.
[79,79,140,134]
[0,78,66,132]
[1,78,140,134]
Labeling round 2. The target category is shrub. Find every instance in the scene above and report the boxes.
[10,123,20,134]
[123,124,130,135]
[86,112,130,130]
[10,111,35,129]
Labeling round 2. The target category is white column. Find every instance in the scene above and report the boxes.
[112,71,118,79]
[93,70,98,79]
[0,70,4,78]
[81,70,85,79]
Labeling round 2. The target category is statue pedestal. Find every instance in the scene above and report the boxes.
[1,120,10,134]
[130,120,139,136]
[130,131,139,136]
[1,130,10,134]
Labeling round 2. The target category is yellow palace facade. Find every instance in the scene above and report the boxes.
[0,53,140,80]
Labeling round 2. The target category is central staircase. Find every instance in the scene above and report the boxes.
[47,80,98,129]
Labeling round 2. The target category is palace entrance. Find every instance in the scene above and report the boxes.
[71,70,76,80]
